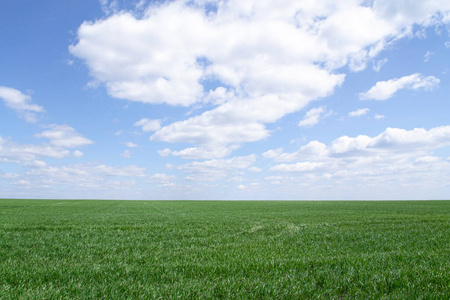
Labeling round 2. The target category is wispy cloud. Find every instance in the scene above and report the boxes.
[424,51,433,62]
[359,73,440,101]
[125,142,138,148]
[0,86,45,123]
[298,107,332,128]
[373,58,388,72]
[121,150,131,158]
[35,125,93,148]
[349,108,369,117]
[71,0,450,152]
[134,118,161,132]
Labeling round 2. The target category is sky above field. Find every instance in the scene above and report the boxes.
[1,0,450,200]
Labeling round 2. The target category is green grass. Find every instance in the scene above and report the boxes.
[0,200,449,299]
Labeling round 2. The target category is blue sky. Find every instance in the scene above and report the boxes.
[1,0,450,200]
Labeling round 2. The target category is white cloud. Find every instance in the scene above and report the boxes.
[134,118,161,132]
[424,50,433,62]
[70,0,450,151]
[160,145,239,159]
[150,105,273,145]
[35,125,93,148]
[0,86,45,123]
[24,160,47,168]
[248,166,262,173]
[0,136,71,163]
[178,154,256,181]
[148,173,176,182]
[121,150,131,158]
[270,162,325,173]
[99,0,119,15]
[373,58,388,72]
[91,164,147,177]
[298,106,332,127]
[415,156,439,163]
[14,180,31,187]
[267,125,450,167]
[23,163,147,190]
[72,150,84,158]
[157,148,171,157]
[374,114,385,120]
[263,141,328,163]
[359,73,440,100]
[262,148,284,159]
[0,173,20,179]
[349,108,369,117]
[263,125,450,198]
[148,173,177,187]
[125,142,138,148]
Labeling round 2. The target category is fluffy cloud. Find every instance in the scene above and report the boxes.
[70,0,450,152]
[72,150,84,158]
[263,125,450,199]
[35,125,93,148]
[359,73,440,100]
[134,118,161,132]
[148,173,176,182]
[125,142,138,148]
[26,164,146,180]
[178,154,256,181]
[349,108,369,117]
[266,126,450,171]
[1,125,92,167]
[148,173,177,187]
[159,144,239,159]
[298,106,332,127]
[0,86,45,123]
[0,136,70,164]
[270,162,325,173]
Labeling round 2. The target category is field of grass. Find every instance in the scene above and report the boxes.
[0,199,449,299]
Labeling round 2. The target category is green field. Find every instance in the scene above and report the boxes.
[0,200,449,299]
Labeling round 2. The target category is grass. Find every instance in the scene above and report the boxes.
[0,199,449,299]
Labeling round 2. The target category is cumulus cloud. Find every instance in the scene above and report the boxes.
[150,104,273,145]
[148,173,177,187]
[35,125,93,148]
[349,108,369,117]
[0,136,71,164]
[125,142,138,148]
[178,154,256,181]
[248,166,262,173]
[72,150,84,158]
[270,161,325,172]
[359,73,440,100]
[148,173,176,182]
[298,106,331,127]
[0,86,45,123]
[266,126,450,173]
[260,125,450,199]
[134,118,161,132]
[160,144,239,159]
[70,0,450,152]
[23,163,146,190]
